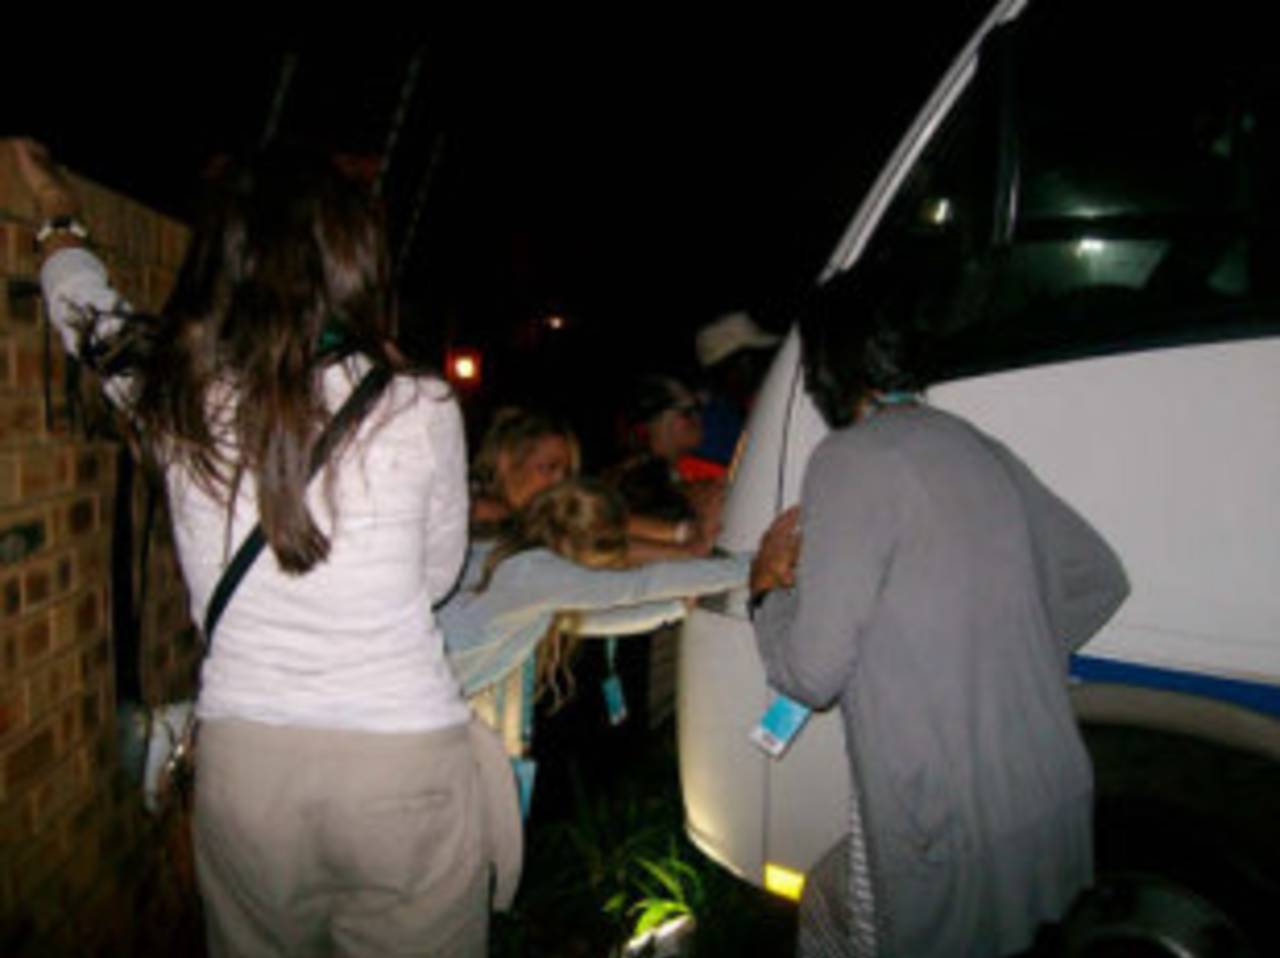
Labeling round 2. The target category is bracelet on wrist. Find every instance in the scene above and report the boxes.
[35,215,89,246]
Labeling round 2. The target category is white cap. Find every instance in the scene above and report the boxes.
[696,312,781,368]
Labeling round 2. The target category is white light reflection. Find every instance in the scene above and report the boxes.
[924,197,953,226]
[624,914,695,956]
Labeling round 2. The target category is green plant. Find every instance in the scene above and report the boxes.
[627,848,703,944]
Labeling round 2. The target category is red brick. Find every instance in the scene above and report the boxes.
[1,631,17,682]
[1,278,41,327]
[62,786,98,840]
[0,394,43,446]
[1,682,26,738]
[76,539,107,586]
[0,223,36,276]
[161,220,191,268]
[87,720,112,774]
[80,687,102,735]
[0,787,32,843]
[29,751,83,831]
[17,449,59,499]
[2,575,20,619]
[78,638,108,688]
[25,651,82,718]
[55,553,72,593]
[10,335,51,394]
[60,811,102,895]
[4,725,55,795]
[76,591,101,643]
[56,697,81,752]
[74,448,104,487]
[50,598,78,651]
[44,397,73,439]
[0,454,16,505]
[21,615,52,663]
[23,563,51,607]
[111,265,135,306]
[0,144,39,220]
[0,338,12,390]
[68,496,96,536]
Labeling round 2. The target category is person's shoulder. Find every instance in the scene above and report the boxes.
[376,369,460,434]
[384,368,454,406]
[807,408,945,481]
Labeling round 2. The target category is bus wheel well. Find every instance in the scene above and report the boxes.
[1068,723,1280,955]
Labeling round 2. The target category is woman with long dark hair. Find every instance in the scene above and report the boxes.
[14,140,489,956]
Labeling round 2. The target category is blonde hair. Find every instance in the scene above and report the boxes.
[478,478,629,710]
[471,407,581,505]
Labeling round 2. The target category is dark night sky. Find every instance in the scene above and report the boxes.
[5,14,990,437]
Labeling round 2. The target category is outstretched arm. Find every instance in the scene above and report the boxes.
[498,549,749,619]
[576,599,689,636]
[9,140,140,409]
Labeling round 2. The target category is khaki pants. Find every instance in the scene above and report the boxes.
[194,718,487,957]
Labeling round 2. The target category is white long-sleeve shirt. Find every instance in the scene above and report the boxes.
[42,249,471,732]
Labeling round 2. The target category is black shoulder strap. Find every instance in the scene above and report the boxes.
[202,363,394,641]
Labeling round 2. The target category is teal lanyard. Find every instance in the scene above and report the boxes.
[873,391,920,409]
[602,638,628,725]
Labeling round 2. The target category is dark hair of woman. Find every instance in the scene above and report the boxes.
[797,261,933,430]
[133,146,404,574]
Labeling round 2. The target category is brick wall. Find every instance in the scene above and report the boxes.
[0,145,201,957]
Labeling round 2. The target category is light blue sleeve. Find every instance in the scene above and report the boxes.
[577,599,688,636]
[507,551,750,615]
[443,551,748,695]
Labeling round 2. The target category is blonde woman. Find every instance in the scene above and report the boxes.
[469,408,581,533]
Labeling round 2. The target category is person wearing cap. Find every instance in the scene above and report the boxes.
[693,311,781,469]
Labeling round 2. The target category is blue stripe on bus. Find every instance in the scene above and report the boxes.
[1070,654,1280,718]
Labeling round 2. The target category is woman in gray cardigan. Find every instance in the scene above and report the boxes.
[750,266,1130,957]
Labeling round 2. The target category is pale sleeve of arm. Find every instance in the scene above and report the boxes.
[576,600,689,636]
[40,248,137,408]
[753,439,902,710]
[989,440,1130,652]
[521,552,750,614]
[423,386,470,603]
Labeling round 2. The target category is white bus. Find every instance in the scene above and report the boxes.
[678,1,1280,952]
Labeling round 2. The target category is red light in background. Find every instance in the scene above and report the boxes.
[446,347,482,387]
